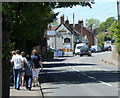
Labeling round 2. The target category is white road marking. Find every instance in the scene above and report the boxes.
[76,70,79,72]
[102,69,110,71]
[88,76,96,80]
[99,81,112,86]
[72,68,75,70]
[65,62,68,65]
[81,72,86,76]
[90,66,110,72]
[66,61,113,87]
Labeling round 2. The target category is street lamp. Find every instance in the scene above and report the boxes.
[117,0,120,24]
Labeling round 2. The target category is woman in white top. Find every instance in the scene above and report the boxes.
[11,50,24,90]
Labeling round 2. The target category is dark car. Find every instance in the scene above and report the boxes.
[79,47,91,57]
[104,46,111,51]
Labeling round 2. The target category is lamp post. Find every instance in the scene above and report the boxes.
[117,0,120,24]
[72,13,74,54]
[81,22,83,43]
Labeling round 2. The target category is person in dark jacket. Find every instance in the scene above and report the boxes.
[31,49,43,87]
[24,55,34,90]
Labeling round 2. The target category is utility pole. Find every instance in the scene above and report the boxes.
[117,0,120,24]
[55,34,56,49]
[72,13,74,53]
[81,21,83,43]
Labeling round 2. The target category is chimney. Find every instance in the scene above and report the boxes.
[60,15,64,24]
[65,16,69,25]
[78,20,83,26]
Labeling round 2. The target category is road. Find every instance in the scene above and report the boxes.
[40,51,119,96]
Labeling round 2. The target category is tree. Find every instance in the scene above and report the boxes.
[96,17,116,34]
[51,20,59,27]
[85,18,100,29]
[2,2,94,97]
[2,2,59,54]
[107,20,117,40]
[96,32,104,47]
[2,8,12,97]
[112,22,120,55]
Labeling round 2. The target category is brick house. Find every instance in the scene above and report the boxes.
[47,15,97,55]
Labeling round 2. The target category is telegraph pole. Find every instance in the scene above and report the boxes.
[117,0,120,23]
[72,13,74,53]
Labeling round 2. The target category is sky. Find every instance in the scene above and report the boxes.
[54,0,118,26]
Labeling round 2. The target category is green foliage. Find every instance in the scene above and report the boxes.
[107,20,117,40]
[96,17,116,34]
[113,24,120,43]
[104,17,115,28]
[96,32,104,46]
[2,2,59,51]
[115,42,120,55]
[85,18,100,29]
[51,20,59,27]
[2,2,93,53]
[51,2,94,8]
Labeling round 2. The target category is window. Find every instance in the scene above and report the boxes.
[64,38,70,43]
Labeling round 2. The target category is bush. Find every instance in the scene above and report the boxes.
[115,42,120,55]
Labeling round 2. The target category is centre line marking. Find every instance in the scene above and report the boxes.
[76,70,79,72]
[81,72,86,76]
[72,68,75,70]
[88,76,96,80]
[99,81,112,86]
[102,69,110,71]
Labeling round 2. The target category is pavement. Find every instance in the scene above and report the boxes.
[101,52,119,66]
[10,83,43,97]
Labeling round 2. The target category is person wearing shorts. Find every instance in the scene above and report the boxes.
[31,49,43,87]
[20,51,27,87]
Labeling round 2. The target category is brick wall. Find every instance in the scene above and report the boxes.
[76,24,94,48]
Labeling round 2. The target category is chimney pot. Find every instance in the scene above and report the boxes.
[60,15,64,24]
[78,20,83,26]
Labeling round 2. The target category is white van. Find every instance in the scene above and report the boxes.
[75,43,88,55]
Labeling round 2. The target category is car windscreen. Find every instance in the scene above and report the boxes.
[81,47,89,51]
[77,46,82,49]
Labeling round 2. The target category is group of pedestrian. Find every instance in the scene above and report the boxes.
[11,49,43,91]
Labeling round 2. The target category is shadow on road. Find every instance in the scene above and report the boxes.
[39,63,119,85]
[46,58,66,62]
[43,63,96,68]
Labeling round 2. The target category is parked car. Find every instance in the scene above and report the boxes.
[104,46,111,51]
[91,45,102,52]
[79,47,91,57]
[75,43,88,55]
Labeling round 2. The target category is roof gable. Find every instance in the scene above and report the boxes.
[55,23,80,35]
[55,23,73,34]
